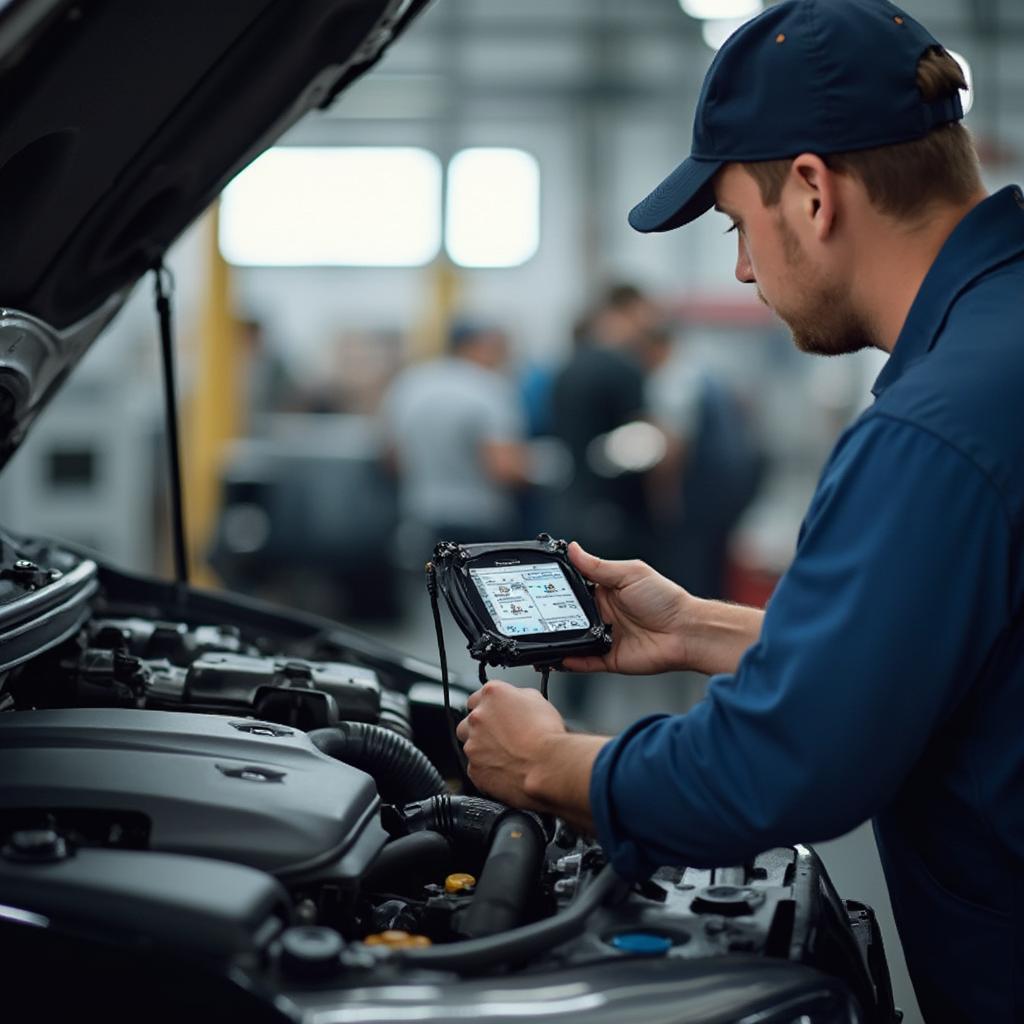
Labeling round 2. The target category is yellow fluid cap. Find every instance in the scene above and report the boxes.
[444,872,477,894]
[363,930,432,949]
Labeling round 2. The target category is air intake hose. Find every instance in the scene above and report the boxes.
[400,796,549,938]
[400,794,511,848]
[309,722,447,803]
[362,831,454,894]
[455,811,545,938]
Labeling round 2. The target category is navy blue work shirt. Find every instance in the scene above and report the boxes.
[590,186,1024,1023]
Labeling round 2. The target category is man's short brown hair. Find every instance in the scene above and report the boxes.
[742,47,982,220]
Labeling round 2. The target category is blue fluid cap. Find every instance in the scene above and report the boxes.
[609,932,673,956]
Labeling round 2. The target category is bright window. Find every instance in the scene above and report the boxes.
[680,0,762,19]
[445,148,540,268]
[948,50,974,116]
[219,147,442,267]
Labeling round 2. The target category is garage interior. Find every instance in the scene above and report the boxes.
[1,3,1020,1020]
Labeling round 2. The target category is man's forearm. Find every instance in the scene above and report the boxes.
[683,597,764,676]
[523,732,610,833]
[518,598,765,825]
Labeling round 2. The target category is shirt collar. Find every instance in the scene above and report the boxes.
[872,185,1024,397]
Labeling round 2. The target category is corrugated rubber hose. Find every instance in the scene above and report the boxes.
[309,722,448,803]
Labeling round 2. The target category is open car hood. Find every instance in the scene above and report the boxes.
[0,0,430,468]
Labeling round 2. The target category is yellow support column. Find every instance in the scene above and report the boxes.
[184,201,241,586]
[412,256,462,361]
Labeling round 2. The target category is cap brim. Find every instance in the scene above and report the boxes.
[628,157,722,233]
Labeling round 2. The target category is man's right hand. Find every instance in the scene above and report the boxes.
[563,542,695,675]
[563,541,765,678]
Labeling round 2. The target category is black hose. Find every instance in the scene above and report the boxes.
[454,811,545,938]
[401,794,542,850]
[309,722,447,803]
[362,832,454,895]
[393,864,628,972]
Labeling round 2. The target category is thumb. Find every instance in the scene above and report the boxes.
[568,541,643,589]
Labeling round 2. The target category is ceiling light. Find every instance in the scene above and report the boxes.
[680,0,763,20]
[445,148,540,268]
[219,147,442,267]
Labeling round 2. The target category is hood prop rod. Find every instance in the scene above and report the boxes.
[152,263,189,600]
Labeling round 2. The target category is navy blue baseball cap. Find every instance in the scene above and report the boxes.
[629,0,963,233]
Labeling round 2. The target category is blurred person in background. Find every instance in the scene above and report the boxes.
[646,326,766,599]
[238,317,296,432]
[548,288,668,722]
[549,284,664,563]
[380,321,530,552]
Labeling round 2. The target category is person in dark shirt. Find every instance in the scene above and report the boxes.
[456,3,1024,1020]
[549,284,662,562]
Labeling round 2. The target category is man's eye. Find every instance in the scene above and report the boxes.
[725,221,740,235]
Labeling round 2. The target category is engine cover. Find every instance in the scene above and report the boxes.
[0,708,386,881]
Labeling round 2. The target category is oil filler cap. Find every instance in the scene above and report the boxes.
[609,932,673,957]
[280,926,344,979]
[363,930,432,949]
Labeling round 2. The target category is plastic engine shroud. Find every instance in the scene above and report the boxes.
[0,707,386,881]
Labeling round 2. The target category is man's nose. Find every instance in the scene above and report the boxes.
[735,235,756,285]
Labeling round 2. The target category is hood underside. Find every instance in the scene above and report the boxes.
[0,0,429,465]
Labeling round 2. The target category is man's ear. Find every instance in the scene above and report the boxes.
[787,153,837,241]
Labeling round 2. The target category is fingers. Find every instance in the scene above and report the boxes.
[567,541,611,583]
[568,541,647,589]
[466,678,512,710]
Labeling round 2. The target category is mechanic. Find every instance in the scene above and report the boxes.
[381,320,530,546]
[549,283,663,562]
[455,2,1024,1020]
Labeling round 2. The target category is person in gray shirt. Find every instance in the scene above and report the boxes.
[381,322,530,548]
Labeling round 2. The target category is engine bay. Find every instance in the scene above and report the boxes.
[0,535,899,1023]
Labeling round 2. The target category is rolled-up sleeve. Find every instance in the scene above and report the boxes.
[590,414,1013,879]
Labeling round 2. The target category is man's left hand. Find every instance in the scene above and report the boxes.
[456,680,609,831]
[456,680,566,808]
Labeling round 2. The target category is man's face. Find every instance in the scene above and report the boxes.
[594,297,661,351]
[473,330,509,369]
[713,163,874,356]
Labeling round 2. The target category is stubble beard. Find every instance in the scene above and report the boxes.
[765,215,877,357]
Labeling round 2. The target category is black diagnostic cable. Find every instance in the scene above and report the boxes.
[540,665,551,701]
[425,561,470,784]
